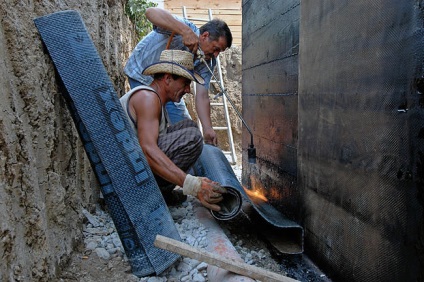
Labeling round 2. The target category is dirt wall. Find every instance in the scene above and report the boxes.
[0,1,134,280]
[0,1,243,280]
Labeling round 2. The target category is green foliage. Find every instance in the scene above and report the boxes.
[125,0,157,40]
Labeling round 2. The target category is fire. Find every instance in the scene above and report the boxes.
[243,186,268,202]
[246,175,268,202]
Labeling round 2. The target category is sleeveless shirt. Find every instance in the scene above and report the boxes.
[119,85,168,135]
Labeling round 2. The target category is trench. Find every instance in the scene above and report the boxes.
[217,206,330,282]
[72,162,332,282]
[190,143,331,281]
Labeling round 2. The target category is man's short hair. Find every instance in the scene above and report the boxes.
[200,19,233,49]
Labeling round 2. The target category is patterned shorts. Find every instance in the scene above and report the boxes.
[155,119,203,190]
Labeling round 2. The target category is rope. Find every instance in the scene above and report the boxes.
[166,31,175,49]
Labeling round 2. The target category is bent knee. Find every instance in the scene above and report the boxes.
[186,127,203,144]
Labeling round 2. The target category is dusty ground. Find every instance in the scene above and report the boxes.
[57,253,137,282]
[56,184,330,282]
[54,164,331,282]
[56,212,330,282]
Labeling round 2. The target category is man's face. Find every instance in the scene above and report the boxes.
[168,76,192,103]
[199,32,227,61]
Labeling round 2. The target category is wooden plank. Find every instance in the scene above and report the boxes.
[168,9,242,45]
[165,0,241,10]
[187,18,240,26]
[168,7,241,11]
[171,10,241,20]
[165,2,242,46]
[169,10,241,17]
[154,235,299,282]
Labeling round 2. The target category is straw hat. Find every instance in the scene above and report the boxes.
[142,50,205,84]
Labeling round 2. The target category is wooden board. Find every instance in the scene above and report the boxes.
[154,235,299,282]
[165,0,241,10]
[164,0,242,46]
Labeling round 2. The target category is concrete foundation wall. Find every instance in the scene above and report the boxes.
[242,0,424,281]
[241,0,300,219]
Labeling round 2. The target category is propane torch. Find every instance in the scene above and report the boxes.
[196,48,256,164]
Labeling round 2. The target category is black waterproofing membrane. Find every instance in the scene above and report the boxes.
[193,144,304,254]
[298,1,424,281]
[34,10,180,277]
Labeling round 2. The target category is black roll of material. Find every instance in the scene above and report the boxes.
[34,10,180,276]
[193,144,304,253]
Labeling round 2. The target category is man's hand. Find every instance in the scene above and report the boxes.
[182,174,227,211]
[195,84,218,145]
[181,29,199,54]
[203,127,217,146]
[145,8,199,54]
[197,178,227,211]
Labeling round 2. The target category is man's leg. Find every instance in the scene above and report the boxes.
[154,120,203,205]
[155,119,203,189]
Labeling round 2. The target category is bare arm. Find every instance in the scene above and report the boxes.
[146,7,199,53]
[131,91,187,186]
[195,84,217,145]
[130,89,225,211]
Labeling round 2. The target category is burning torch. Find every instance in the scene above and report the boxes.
[196,48,257,164]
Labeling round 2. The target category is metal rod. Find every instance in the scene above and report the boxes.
[201,58,254,147]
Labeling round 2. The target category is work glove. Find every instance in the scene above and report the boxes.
[183,174,227,211]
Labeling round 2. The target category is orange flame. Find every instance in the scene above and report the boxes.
[246,175,268,202]
[243,186,268,202]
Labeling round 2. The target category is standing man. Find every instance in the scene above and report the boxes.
[120,49,227,211]
[124,7,233,146]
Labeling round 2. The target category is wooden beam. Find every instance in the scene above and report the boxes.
[169,8,242,16]
[154,235,300,282]
[165,0,241,10]
[166,3,242,46]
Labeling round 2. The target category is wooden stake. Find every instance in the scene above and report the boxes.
[154,235,299,282]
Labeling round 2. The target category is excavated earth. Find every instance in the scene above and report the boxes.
[1,1,328,281]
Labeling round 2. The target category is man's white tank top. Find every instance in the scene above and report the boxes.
[119,85,168,135]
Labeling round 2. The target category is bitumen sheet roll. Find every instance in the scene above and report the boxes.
[193,144,304,253]
[34,10,180,276]
[298,1,424,281]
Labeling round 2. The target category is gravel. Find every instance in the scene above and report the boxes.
[77,165,330,282]
[81,197,208,281]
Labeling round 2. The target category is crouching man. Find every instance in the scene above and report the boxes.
[120,49,226,211]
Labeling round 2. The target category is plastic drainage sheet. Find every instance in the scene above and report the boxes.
[34,10,180,276]
[193,144,304,253]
